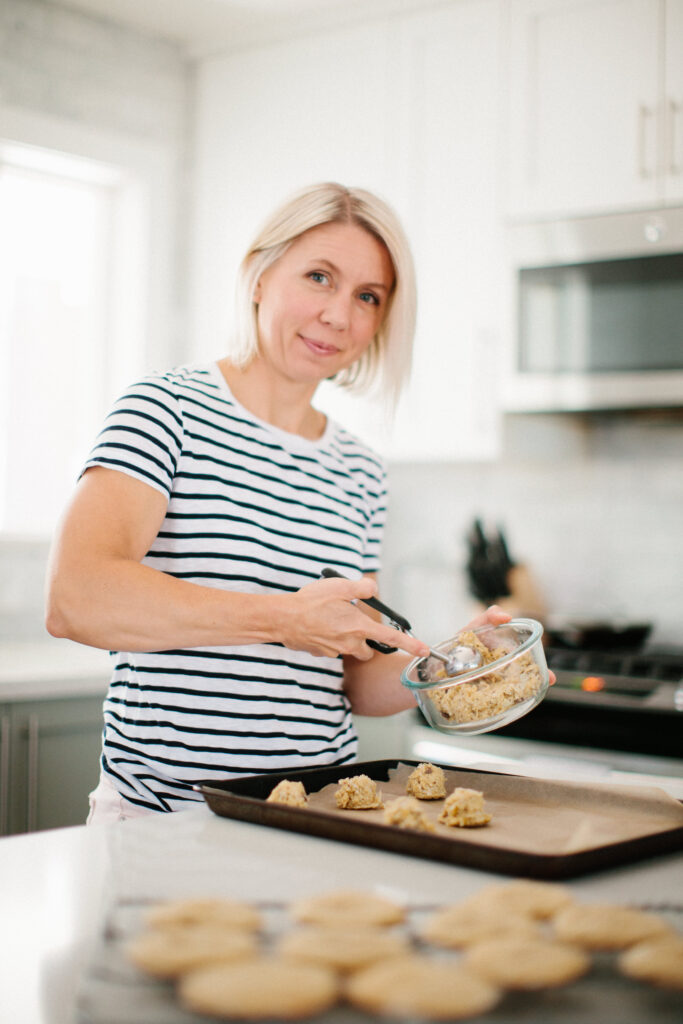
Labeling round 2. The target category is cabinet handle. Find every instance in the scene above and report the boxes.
[637,105,654,179]
[27,713,39,832]
[0,715,9,835]
[668,99,682,176]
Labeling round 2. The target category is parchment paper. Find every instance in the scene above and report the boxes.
[304,763,683,856]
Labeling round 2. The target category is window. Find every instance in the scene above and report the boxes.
[0,142,147,535]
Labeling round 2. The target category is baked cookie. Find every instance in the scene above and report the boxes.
[126,922,258,978]
[266,780,308,807]
[438,788,491,827]
[335,774,383,809]
[145,897,262,931]
[406,762,446,800]
[278,925,409,973]
[553,903,672,950]
[383,796,436,833]
[346,954,501,1020]
[179,957,338,1020]
[290,890,405,928]
[420,903,541,949]
[464,936,590,989]
[463,880,573,920]
[618,934,683,990]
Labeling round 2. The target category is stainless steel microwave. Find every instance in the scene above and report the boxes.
[503,208,683,412]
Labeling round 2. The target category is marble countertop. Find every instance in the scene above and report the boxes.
[0,637,111,699]
[1,776,682,1024]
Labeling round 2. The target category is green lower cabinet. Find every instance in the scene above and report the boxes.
[0,695,104,835]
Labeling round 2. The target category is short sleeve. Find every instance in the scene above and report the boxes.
[81,375,184,499]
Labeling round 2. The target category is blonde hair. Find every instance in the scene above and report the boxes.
[230,182,417,407]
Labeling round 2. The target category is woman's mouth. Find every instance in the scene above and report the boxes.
[300,336,340,357]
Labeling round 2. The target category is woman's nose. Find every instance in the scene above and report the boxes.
[320,293,350,330]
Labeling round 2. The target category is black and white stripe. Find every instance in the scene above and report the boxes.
[83,363,386,811]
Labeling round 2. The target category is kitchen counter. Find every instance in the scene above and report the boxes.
[0,637,111,699]
[1,772,682,1024]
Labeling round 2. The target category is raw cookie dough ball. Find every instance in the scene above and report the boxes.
[290,890,405,928]
[266,780,308,807]
[278,925,410,973]
[346,954,501,1020]
[438,788,491,827]
[618,934,683,990]
[179,958,338,1020]
[406,762,446,800]
[145,898,262,931]
[420,903,541,949]
[553,904,673,950]
[464,936,590,990]
[463,880,573,920]
[126,923,259,978]
[335,774,383,809]
[383,796,436,832]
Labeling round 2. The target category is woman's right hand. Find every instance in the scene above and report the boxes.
[281,575,430,661]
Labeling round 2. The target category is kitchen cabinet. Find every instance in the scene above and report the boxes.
[343,0,504,462]
[504,0,683,218]
[190,0,505,460]
[0,695,103,835]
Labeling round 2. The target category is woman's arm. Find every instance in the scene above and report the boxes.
[46,468,429,658]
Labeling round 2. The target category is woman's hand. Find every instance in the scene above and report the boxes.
[463,604,555,685]
[463,604,512,630]
[283,575,430,661]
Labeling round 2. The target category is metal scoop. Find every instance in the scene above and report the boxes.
[320,567,482,675]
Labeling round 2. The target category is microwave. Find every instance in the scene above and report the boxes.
[503,208,683,412]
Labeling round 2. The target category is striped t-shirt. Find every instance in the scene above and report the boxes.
[84,363,387,811]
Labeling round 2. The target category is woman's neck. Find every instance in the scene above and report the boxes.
[217,357,327,441]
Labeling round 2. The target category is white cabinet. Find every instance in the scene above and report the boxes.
[189,1,505,461]
[664,0,683,202]
[504,0,683,218]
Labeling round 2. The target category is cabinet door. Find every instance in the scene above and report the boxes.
[8,697,103,833]
[321,0,505,460]
[505,0,661,217]
[664,0,683,201]
[0,706,10,834]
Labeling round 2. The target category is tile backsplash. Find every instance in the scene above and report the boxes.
[379,413,683,648]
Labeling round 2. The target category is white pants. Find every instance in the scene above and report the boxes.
[86,772,156,824]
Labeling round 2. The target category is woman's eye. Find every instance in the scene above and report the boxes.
[308,271,329,285]
[359,291,380,306]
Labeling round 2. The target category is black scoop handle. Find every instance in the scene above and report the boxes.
[320,567,412,654]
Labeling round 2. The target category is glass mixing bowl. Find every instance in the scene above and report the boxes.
[401,618,549,735]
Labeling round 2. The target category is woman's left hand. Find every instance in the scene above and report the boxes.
[464,604,556,685]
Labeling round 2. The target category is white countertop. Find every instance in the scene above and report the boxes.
[1,780,682,1023]
[0,637,111,699]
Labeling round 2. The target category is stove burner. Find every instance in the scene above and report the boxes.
[496,645,683,758]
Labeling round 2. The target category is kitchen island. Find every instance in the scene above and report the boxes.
[1,775,682,1024]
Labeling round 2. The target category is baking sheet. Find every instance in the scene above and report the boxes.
[198,759,683,879]
[76,898,683,1024]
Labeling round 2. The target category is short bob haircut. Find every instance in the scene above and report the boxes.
[230,182,417,407]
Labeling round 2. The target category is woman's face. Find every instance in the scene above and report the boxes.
[253,221,394,387]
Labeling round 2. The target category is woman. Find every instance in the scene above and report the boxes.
[46,182,509,822]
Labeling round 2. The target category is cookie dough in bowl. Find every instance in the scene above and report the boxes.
[401,618,549,735]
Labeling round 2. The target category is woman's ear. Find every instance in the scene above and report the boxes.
[253,279,262,304]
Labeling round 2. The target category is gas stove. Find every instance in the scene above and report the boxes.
[496,645,683,758]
